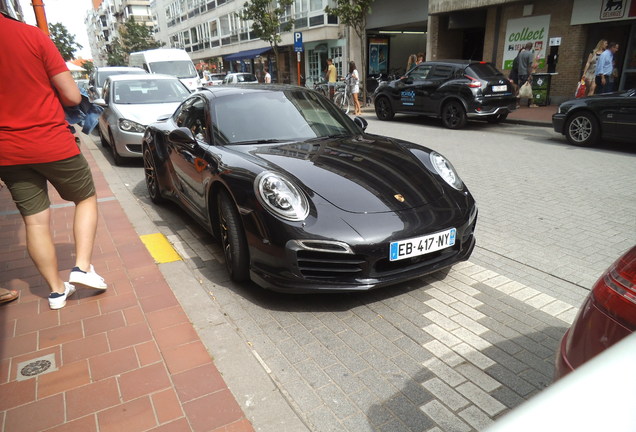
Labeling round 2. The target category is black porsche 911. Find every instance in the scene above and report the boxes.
[552,88,636,146]
[142,85,477,292]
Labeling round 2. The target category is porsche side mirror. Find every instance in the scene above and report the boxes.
[169,127,196,145]
[353,116,368,131]
[402,77,413,85]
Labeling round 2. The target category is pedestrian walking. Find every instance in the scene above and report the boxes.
[263,66,271,83]
[595,41,619,94]
[406,54,417,73]
[0,13,107,309]
[581,39,607,96]
[517,42,538,107]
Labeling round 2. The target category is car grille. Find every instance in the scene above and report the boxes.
[126,144,142,154]
[297,250,365,279]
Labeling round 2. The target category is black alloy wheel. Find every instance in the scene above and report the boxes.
[441,101,467,129]
[143,148,165,204]
[109,129,124,166]
[375,96,395,121]
[217,191,249,282]
[565,111,600,146]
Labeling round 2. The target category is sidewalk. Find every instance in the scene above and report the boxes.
[505,104,557,127]
[0,137,255,431]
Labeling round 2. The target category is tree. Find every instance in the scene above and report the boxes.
[107,17,163,65]
[241,0,293,83]
[49,22,83,61]
[325,0,374,105]
[82,60,95,77]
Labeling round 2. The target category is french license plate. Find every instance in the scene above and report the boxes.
[492,85,507,92]
[389,228,456,261]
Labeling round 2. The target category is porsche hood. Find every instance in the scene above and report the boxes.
[250,136,449,214]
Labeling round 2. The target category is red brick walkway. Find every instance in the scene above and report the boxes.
[0,139,254,432]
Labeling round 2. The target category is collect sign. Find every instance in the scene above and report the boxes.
[502,14,551,70]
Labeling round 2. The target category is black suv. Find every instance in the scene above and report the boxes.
[373,60,517,129]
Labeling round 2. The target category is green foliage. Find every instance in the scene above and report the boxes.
[48,22,83,61]
[82,59,95,76]
[107,17,163,65]
[241,0,293,47]
[324,0,374,38]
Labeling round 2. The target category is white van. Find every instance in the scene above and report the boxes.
[129,48,200,91]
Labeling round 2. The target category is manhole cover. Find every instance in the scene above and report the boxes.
[21,360,51,376]
[16,354,57,381]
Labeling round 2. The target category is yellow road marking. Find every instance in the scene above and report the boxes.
[140,233,182,264]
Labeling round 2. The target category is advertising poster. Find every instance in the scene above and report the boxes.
[369,38,389,74]
[502,15,551,70]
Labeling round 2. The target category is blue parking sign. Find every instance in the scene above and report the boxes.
[294,32,303,52]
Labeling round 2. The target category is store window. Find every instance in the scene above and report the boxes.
[329,46,343,78]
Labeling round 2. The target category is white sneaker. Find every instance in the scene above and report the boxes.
[69,265,107,290]
[49,282,76,310]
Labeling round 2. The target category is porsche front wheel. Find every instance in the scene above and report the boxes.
[217,191,249,282]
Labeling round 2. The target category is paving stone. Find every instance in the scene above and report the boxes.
[459,405,494,431]
[451,343,496,370]
[455,363,502,392]
[456,382,506,416]
[293,358,333,390]
[419,400,471,432]
[349,388,395,427]
[485,365,536,397]
[423,324,462,348]
[422,358,467,387]
[423,340,463,367]
[424,299,460,317]
[385,393,436,432]
[422,378,469,411]
[315,383,359,420]
[424,310,461,332]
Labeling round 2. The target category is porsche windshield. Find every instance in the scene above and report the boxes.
[211,90,359,145]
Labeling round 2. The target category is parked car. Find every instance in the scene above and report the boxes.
[203,73,226,86]
[88,66,147,100]
[142,85,477,292]
[554,245,636,380]
[373,60,517,129]
[95,74,190,165]
[222,73,258,84]
[552,88,636,146]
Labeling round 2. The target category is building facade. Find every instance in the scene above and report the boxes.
[427,0,636,103]
[86,0,154,66]
[150,0,352,85]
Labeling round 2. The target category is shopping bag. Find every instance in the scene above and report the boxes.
[518,81,533,99]
[575,80,586,98]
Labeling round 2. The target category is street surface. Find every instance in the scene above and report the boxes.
[87,115,636,432]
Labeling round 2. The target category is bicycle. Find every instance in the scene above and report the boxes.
[333,80,352,114]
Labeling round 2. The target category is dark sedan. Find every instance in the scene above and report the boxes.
[373,60,517,129]
[142,85,477,292]
[552,88,636,146]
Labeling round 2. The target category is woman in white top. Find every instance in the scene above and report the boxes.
[348,61,361,116]
[581,39,607,96]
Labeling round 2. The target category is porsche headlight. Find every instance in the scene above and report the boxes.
[255,172,309,221]
[119,119,146,133]
[430,151,464,190]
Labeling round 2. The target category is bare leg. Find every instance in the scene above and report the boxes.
[23,209,65,294]
[73,194,98,271]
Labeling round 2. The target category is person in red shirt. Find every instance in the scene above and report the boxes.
[0,13,107,309]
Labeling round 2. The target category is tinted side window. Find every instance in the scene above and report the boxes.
[466,63,504,78]
[409,65,432,81]
[429,65,454,79]
[174,100,193,127]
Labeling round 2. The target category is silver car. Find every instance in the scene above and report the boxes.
[95,74,190,165]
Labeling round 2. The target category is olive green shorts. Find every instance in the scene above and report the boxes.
[0,154,96,217]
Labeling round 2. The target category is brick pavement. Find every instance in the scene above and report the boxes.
[0,139,253,431]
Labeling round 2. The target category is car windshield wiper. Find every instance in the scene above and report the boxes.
[231,139,288,145]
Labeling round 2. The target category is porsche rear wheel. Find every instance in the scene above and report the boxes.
[217,191,249,282]
[565,111,599,146]
[375,96,394,121]
[441,101,467,129]
[143,148,165,204]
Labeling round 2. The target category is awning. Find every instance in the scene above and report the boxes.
[224,47,271,61]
